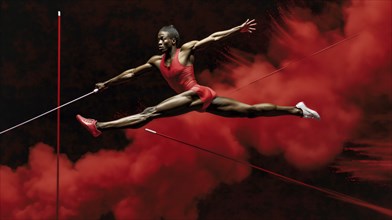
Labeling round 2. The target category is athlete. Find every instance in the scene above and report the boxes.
[77,19,320,137]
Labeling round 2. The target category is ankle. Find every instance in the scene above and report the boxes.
[96,122,103,130]
[294,107,303,117]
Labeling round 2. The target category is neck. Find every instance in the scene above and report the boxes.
[165,46,177,58]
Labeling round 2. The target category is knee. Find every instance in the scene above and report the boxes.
[247,106,258,118]
[142,106,157,115]
[139,106,160,122]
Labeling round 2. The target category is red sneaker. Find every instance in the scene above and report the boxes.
[76,114,102,137]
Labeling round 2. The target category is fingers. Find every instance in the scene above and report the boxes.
[242,18,257,33]
[245,18,256,24]
[247,19,257,26]
[248,18,256,24]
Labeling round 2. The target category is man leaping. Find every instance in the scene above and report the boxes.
[77,19,320,137]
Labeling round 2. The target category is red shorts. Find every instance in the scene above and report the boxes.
[191,85,217,111]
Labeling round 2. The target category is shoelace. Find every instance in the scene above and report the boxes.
[82,118,96,124]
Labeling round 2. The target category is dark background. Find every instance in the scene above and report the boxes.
[1,0,391,219]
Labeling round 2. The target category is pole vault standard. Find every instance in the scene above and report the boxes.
[0,11,97,136]
[56,11,61,220]
[145,128,392,217]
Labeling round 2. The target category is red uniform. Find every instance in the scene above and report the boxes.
[160,49,217,111]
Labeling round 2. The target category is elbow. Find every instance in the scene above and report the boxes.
[126,72,135,79]
[123,70,135,79]
[209,34,220,41]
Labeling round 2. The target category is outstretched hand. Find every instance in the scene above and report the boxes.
[95,82,108,92]
[239,19,257,33]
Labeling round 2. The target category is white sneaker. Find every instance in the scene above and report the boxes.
[295,102,320,120]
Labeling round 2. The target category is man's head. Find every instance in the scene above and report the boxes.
[157,25,180,53]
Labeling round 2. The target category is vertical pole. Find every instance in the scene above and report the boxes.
[56,10,61,220]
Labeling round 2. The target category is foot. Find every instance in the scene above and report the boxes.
[76,114,102,137]
[295,102,320,120]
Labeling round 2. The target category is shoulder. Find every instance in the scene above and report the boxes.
[147,55,162,65]
[148,55,162,63]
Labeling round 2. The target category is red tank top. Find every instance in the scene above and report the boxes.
[160,49,198,93]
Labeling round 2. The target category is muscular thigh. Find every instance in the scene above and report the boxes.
[154,90,204,117]
[206,96,250,117]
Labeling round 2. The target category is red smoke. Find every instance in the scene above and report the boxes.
[1,118,250,219]
[1,1,391,219]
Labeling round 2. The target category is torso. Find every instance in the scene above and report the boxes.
[158,49,198,93]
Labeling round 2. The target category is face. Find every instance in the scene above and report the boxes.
[157,31,175,53]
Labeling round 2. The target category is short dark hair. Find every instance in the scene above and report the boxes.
[159,25,180,46]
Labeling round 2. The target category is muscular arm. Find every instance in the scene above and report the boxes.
[96,55,161,90]
[182,19,256,52]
